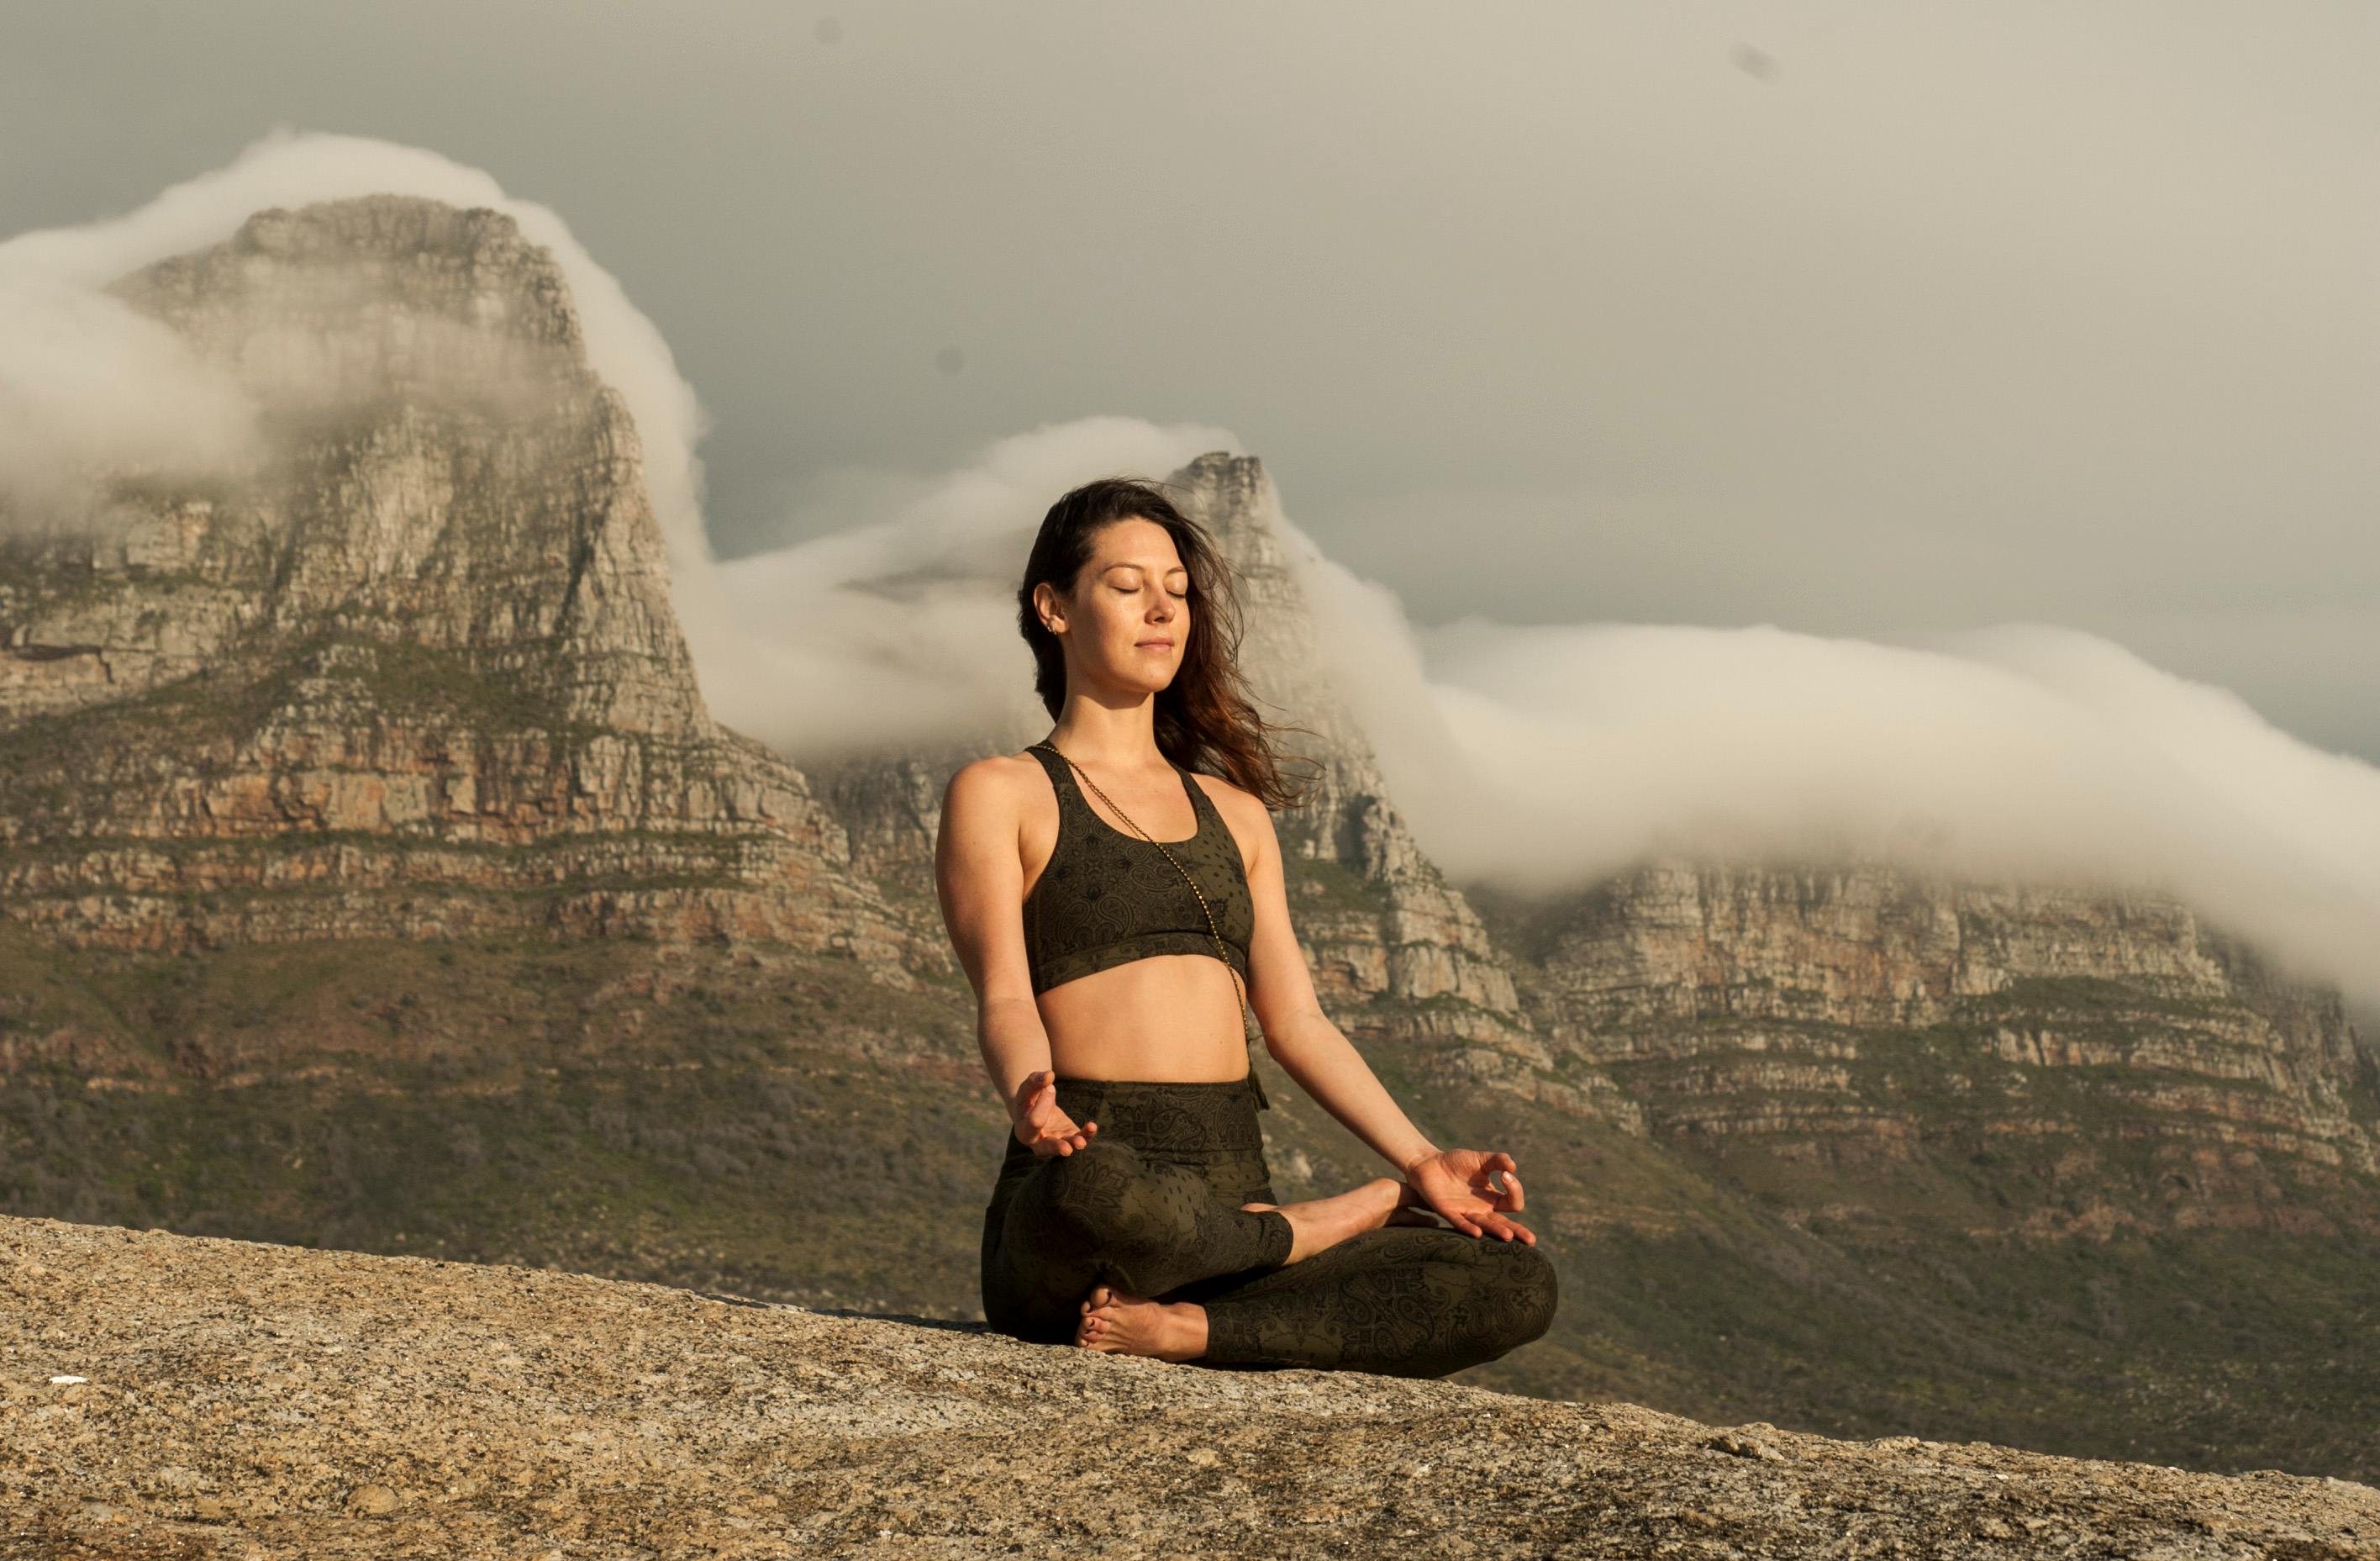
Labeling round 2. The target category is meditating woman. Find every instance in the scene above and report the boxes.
[933,475,1557,1376]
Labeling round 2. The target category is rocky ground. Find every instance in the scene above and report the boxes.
[3,1214,2373,1559]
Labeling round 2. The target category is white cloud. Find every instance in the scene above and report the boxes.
[0,126,746,693]
[710,414,1245,762]
[0,272,260,525]
[1291,524,2380,1012]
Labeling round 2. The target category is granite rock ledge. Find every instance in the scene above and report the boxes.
[3,1214,2373,1559]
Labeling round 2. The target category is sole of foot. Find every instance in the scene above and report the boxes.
[1076,1282,1207,1362]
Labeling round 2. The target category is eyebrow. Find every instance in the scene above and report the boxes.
[1102,562,1189,577]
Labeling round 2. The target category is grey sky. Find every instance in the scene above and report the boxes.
[4,0,2374,760]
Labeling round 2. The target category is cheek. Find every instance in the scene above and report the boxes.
[1083,598,1139,650]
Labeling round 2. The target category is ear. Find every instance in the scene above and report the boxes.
[1034,581,1066,635]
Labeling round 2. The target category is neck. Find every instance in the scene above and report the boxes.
[1044,709,1169,774]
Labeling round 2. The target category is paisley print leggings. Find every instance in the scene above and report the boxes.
[978,1075,1558,1378]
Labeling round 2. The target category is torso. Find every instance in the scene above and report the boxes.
[1014,744,1257,1083]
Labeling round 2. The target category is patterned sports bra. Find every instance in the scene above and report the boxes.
[1019,742,1256,998]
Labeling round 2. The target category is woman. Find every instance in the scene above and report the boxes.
[933,476,1556,1376]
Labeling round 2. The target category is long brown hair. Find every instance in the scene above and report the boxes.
[1016,475,1319,812]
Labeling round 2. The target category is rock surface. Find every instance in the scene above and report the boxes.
[4,1212,2374,1560]
[1492,862,2380,1221]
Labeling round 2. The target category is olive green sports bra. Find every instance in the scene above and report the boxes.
[1019,742,1256,999]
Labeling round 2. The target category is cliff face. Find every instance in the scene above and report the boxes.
[0,197,924,968]
[1476,862,2380,1236]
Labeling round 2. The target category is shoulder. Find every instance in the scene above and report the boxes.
[1184,766,1276,843]
[940,751,1050,823]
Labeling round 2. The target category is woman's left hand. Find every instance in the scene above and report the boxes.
[1403,1148,1535,1243]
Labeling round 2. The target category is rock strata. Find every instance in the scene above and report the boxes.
[0,196,926,971]
[1490,861,2380,1232]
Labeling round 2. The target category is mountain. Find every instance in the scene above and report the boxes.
[3,194,2376,1485]
[0,195,925,972]
[1478,864,2380,1233]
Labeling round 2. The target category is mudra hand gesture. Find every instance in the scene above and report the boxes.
[1402,1148,1535,1243]
[1011,1069,1098,1157]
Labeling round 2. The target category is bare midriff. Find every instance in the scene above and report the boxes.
[1032,953,1252,1083]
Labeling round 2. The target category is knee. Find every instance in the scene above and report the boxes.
[1464,1239,1557,1356]
[1503,1242,1559,1348]
[1035,1140,1150,1246]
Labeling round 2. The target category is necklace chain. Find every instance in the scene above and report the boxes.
[1032,741,1262,1087]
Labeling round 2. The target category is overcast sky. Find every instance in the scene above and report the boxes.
[6,0,2373,762]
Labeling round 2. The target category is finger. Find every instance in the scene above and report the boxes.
[1503,1172,1524,1211]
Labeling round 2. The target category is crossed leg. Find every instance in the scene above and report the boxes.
[1183,1223,1560,1378]
[1073,1179,1419,1358]
[981,1137,1557,1378]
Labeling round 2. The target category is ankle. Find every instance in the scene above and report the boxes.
[1168,1301,1210,1361]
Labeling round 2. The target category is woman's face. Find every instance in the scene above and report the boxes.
[1046,518,1190,695]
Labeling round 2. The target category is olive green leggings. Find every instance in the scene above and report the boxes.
[978,1075,1558,1378]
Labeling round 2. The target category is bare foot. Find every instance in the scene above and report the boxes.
[1075,1283,1208,1362]
[1239,1176,1405,1263]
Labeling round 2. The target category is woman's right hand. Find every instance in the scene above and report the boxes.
[1011,1069,1098,1157]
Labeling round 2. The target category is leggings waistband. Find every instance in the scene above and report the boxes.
[1008,1073,1266,1158]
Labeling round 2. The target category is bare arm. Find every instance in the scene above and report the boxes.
[934,757,1097,1155]
[1232,784,1533,1242]
[1234,791,1439,1174]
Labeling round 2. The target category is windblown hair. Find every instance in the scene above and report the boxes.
[1016,476,1320,812]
